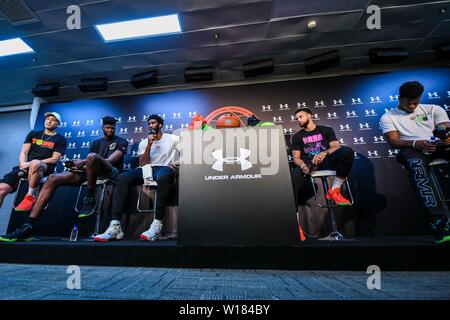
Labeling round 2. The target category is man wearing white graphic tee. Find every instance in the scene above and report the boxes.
[380,81,450,244]
[95,114,179,242]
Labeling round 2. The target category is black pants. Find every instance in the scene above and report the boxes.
[111,166,175,221]
[397,147,450,218]
[291,146,354,208]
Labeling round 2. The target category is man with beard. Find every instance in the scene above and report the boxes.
[0,116,128,242]
[381,81,450,244]
[94,114,179,242]
[291,108,354,208]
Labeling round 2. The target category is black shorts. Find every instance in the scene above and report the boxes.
[75,166,119,183]
[0,165,54,192]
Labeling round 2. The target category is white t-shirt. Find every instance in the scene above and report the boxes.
[138,133,180,167]
[380,104,449,141]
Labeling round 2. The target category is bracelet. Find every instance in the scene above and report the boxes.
[412,140,417,149]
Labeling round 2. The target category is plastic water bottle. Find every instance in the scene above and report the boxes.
[69,224,78,242]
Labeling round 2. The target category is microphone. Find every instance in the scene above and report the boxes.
[17,170,27,177]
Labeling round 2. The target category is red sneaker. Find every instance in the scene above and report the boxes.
[325,188,351,206]
[14,194,36,212]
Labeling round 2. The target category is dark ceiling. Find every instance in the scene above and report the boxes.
[0,0,449,107]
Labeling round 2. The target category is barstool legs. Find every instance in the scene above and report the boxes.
[319,177,345,241]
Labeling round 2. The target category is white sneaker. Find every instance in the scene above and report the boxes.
[140,219,163,241]
[94,221,124,242]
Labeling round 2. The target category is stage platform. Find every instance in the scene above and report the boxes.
[0,236,449,271]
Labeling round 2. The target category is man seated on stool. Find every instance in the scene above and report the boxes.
[380,81,450,244]
[0,112,66,211]
[94,114,180,242]
[0,116,128,242]
[291,108,355,207]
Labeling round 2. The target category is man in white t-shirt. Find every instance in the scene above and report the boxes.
[95,114,179,242]
[380,81,450,244]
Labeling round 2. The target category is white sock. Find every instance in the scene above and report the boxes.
[331,177,345,190]
[110,220,121,226]
[27,187,39,197]
[153,219,163,226]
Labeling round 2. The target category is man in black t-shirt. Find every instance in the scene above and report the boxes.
[0,116,128,242]
[0,112,66,211]
[291,108,354,207]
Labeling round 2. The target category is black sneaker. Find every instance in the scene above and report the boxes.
[430,218,450,244]
[0,223,35,242]
[78,197,97,218]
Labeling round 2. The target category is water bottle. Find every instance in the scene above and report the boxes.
[69,224,78,242]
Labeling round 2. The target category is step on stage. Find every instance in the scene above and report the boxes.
[0,236,449,271]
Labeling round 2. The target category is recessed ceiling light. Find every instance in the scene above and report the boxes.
[0,38,34,58]
[95,14,182,42]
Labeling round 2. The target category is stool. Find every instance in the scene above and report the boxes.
[429,159,450,212]
[73,179,116,237]
[137,180,158,214]
[310,170,354,241]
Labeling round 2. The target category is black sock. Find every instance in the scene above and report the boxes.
[27,217,38,226]
[87,188,95,198]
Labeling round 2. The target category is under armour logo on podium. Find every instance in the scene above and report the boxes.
[212,149,252,172]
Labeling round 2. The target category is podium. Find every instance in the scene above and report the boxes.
[178,125,300,246]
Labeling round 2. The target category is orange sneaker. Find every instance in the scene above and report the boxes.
[325,188,351,206]
[14,194,36,212]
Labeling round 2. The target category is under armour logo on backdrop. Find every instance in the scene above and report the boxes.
[212,149,252,172]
